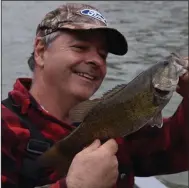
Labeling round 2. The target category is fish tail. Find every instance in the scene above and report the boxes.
[37,145,71,176]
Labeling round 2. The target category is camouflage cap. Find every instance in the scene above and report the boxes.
[36,3,128,55]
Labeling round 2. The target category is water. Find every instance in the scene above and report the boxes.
[2,1,188,188]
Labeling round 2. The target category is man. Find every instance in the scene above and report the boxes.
[2,3,189,188]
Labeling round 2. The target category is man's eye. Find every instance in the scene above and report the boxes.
[73,45,87,50]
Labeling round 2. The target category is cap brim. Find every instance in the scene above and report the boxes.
[103,28,128,55]
[88,27,128,55]
[56,24,128,56]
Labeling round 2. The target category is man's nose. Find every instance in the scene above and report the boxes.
[86,50,105,68]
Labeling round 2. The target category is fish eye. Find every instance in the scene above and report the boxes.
[163,60,170,66]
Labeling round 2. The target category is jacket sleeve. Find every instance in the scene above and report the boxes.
[122,98,189,177]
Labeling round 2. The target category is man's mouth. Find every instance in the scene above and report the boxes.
[74,71,95,80]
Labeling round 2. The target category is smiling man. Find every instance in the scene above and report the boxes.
[2,3,189,188]
[30,30,109,123]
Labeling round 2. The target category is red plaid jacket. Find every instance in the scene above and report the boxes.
[2,78,189,188]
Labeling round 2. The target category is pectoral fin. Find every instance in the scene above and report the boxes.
[150,112,163,128]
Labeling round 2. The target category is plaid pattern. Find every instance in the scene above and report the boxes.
[2,78,189,188]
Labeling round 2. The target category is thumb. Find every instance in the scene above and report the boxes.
[82,139,101,154]
[183,57,189,70]
[98,139,118,155]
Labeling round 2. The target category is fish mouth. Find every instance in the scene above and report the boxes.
[153,82,178,92]
[152,53,187,94]
[154,88,170,95]
[153,82,175,100]
[152,59,186,92]
[153,87,173,105]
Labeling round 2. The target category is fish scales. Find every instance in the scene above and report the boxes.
[37,53,188,177]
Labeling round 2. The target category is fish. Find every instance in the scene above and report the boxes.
[37,52,188,177]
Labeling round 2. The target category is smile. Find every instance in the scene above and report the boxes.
[75,72,95,80]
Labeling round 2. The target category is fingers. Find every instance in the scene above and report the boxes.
[179,71,189,80]
[82,139,101,154]
[183,56,189,70]
[178,72,189,90]
[67,138,119,188]
[81,139,118,156]
[183,72,189,81]
[177,68,189,97]
[179,56,189,81]
[176,85,181,95]
[98,139,118,155]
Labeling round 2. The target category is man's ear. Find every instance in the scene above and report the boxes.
[34,37,45,68]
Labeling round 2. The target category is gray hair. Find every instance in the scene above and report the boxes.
[28,31,61,71]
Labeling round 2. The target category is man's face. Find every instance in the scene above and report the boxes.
[38,30,108,101]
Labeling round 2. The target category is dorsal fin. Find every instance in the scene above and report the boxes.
[69,99,100,122]
[102,84,126,100]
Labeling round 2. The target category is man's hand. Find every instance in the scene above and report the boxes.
[66,139,119,188]
[176,57,189,98]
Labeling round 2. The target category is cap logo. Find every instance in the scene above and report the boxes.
[80,9,107,25]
